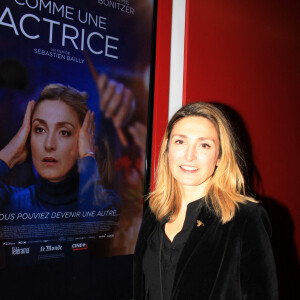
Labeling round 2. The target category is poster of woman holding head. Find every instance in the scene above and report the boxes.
[0,0,154,266]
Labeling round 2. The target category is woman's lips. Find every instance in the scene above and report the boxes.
[180,165,199,172]
[42,157,58,166]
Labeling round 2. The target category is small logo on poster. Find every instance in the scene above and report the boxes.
[72,242,88,251]
[17,241,26,245]
[40,245,63,252]
[3,242,15,246]
[12,247,30,255]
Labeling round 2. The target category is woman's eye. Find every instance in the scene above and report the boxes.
[34,127,45,133]
[175,140,184,145]
[201,143,210,149]
[60,130,71,137]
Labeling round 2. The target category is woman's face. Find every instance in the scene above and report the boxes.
[168,116,220,197]
[31,100,80,182]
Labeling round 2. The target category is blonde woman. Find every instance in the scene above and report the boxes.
[134,102,278,299]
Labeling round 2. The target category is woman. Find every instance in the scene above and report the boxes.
[134,102,278,299]
[0,83,118,213]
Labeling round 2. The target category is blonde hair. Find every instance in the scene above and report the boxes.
[149,102,255,224]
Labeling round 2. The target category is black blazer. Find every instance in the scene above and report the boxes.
[133,202,279,300]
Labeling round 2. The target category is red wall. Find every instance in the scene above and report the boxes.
[182,0,299,297]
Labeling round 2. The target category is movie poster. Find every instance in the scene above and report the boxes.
[0,0,154,267]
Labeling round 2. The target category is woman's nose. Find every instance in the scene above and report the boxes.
[44,132,56,151]
[184,144,197,161]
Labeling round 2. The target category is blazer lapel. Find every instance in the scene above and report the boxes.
[140,207,156,237]
[135,207,157,267]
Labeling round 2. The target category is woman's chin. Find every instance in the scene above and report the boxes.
[38,171,68,183]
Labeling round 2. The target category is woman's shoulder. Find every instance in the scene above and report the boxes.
[236,200,268,218]
[0,184,36,211]
[142,203,157,222]
[233,200,272,237]
[139,203,157,230]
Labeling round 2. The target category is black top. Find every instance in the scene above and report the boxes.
[143,199,203,300]
[135,201,278,300]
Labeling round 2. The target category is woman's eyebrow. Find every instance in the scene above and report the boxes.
[56,121,75,128]
[32,118,75,128]
[171,134,187,139]
[198,137,217,144]
[32,118,46,125]
[171,134,217,145]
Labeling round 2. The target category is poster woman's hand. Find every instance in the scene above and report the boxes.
[97,74,135,128]
[0,100,35,168]
[78,110,96,159]
[128,122,147,153]
[128,121,147,175]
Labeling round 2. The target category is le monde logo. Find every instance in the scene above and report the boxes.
[40,244,63,252]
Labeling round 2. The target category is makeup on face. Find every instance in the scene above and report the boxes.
[168,116,220,198]
[30,100,80,182]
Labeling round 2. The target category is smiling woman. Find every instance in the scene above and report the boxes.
[167,116,221,200]
[134,102,279,300]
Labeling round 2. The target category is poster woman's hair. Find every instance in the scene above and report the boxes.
[149,102,255,224]
[33,83,89,125]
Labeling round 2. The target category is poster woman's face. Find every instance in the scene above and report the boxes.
[31,100,80,182]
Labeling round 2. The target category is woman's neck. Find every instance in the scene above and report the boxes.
[36,168,79,205]
[180,184,207,207]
